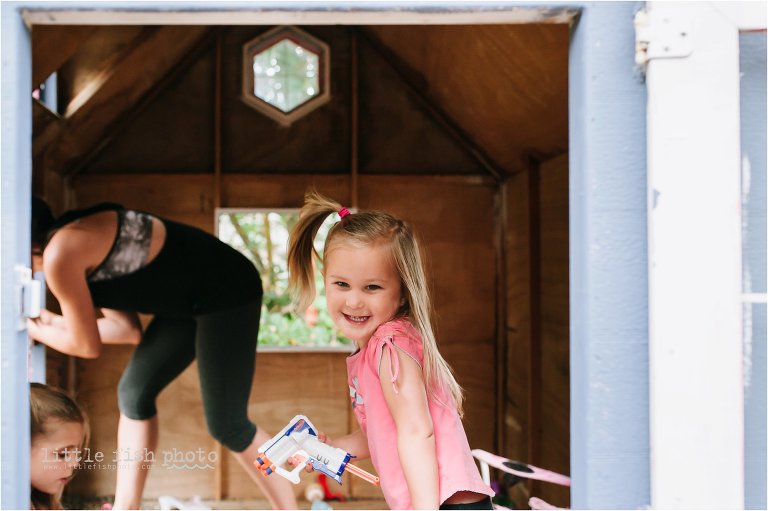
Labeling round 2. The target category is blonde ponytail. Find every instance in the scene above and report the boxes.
[287,190,342,311]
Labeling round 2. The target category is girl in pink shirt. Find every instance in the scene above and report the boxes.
[287,191,494,510]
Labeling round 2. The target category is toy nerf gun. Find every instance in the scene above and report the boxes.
[254,414,380,486]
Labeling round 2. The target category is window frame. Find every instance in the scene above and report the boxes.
[241,25,331,126]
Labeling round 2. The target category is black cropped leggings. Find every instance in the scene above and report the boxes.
[117,300,260,452]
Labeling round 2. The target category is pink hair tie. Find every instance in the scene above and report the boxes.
[338,207,350,219]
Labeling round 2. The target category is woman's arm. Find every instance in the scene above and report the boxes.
[96,309,142,345]
[26,237,102,358]
[379,345,439,510]
[29,309,142,347]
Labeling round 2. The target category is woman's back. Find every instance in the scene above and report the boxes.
[46,205,261,316]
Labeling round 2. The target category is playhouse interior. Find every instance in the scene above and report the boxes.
[31,21,571,509]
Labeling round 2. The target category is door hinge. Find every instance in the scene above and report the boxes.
[634,8,693,67]
[15,265,44,331]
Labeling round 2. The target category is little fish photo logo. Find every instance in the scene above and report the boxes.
[40,447,217,471]
[161,448,218,470]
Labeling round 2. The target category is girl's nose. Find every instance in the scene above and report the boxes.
[345,292,363,308]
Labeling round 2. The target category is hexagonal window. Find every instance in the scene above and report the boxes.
[243,26,330,126]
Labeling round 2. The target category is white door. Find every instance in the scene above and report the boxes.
[643,2,766,508]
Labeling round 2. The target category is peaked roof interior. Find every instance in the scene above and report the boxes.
[32,24,569,181]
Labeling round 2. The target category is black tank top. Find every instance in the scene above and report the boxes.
[47,204,262,316]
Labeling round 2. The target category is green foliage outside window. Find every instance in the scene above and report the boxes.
[217,210,351,348]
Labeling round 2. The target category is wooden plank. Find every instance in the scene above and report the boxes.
[222,174,350,209]
[503,169,531,501]
[494,187,507,454]
[32,100,62,175]
[357,28,504,181]
[61,27,155,117]
[22,8,579,26]
[368,25,569,175]
[537,153,569,507]
[41,26,209,176]
[527,160,542,498]
[31,25,96,88]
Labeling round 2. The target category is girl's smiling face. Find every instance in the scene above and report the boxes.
[324,241,403,347]
[30,420,84,495]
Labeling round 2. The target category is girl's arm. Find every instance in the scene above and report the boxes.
[328,428,370,459]
[379,345,439,510]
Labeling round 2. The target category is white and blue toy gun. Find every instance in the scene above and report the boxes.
[254,414,380,486]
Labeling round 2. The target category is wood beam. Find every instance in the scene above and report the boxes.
[350,31,359,209]
[62,27,158,117]
[32,99,62,177]
[356,27,507,183]
[31,25,96,88]
[527,157,542,498]
[39,26,210,177]
[64,27,219,180]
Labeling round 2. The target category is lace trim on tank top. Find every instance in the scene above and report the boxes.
[88,210,153,282]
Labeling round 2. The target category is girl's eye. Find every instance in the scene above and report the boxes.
[365,285,382,291]
[333,281,349,288]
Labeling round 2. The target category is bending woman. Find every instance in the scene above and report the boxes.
[27,199,296,510]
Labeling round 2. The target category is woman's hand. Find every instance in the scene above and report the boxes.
[37,309,65,327]
[27,310,68,344]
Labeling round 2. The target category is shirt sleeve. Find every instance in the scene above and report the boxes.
[365,321,424,395]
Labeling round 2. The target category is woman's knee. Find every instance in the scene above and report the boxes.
[206,418,257,452]
[117,375,157,420]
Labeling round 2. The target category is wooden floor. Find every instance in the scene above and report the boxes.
[157,499,388,510]
[65,496,389,510]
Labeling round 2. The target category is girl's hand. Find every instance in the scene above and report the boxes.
[287,432,331,473]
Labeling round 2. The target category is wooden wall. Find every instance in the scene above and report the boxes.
[504,153,570,508]
[64,173,497,501]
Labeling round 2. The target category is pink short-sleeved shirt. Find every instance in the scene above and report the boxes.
[346,319,494,509]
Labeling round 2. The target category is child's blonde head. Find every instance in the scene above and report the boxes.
[30,383,89,510]
[288,190,464,414]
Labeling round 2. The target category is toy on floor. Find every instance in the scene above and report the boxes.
[316,473,345,501]
[254,414,380,486]
[472,449,570,510]
[305,480,333,510]
[158,495,210,510]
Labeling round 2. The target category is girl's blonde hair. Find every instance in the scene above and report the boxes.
[287,190,464,415]
[30,383,89,510]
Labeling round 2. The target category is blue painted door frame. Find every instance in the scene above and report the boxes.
[1,2,33,509]
[569,2,649,508]
[0,2,649,508]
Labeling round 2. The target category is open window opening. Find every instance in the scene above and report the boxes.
[216,209,352,349]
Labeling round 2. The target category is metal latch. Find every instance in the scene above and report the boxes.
[634,8,693,67]
[15,265,44,331]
